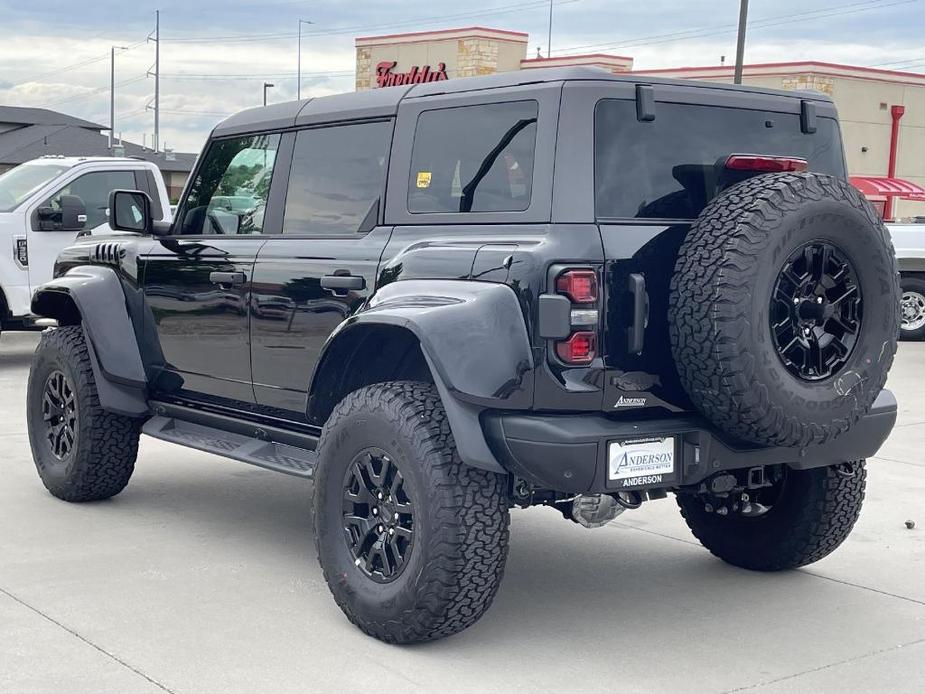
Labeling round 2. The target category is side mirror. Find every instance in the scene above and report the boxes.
[109,189,156,234]
[59,194,87,231]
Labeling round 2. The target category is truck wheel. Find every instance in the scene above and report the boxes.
[27,326,141,502]
[313,381,510,644]
[677,461,865,571]
[900,276,925,340]
[669,173,899,448]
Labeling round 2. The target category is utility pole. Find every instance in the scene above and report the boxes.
[733,0,749,84]
[154,10,160,152]
[147,11,161,152]
[263,82,274,107]
[547,0,553,58]
[109,45,127,151]
[297,19,314,101]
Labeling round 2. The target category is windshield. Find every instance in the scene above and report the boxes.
[0,162,71,212]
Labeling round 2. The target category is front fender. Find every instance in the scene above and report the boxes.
[32,266,148,417]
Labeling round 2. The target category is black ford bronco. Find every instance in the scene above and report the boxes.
[26,67,899,644]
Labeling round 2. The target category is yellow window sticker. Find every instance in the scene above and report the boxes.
[416,171,432,188]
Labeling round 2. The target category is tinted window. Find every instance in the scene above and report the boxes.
[42,170,136,229]
[283,121,391,235]
[594,100,846,220]
[177,133,280,235]
[408,101,538,214]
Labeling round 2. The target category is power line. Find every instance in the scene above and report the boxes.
[159,70,353,81]
[39,74,148,108]
[8,38,148,88]
[160,0,576,44]
[552,0,918,55]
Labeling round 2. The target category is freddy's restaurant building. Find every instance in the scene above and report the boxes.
[355,26,925,220]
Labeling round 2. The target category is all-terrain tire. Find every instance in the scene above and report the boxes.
[900,275,925,340]
[677,461,866,571]
[27,326,141,502]
[669,172,899,448]
[313,381,510,644]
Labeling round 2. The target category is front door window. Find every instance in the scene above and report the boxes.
[176,134,281,236]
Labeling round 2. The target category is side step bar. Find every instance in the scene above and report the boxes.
[143,414,318,479]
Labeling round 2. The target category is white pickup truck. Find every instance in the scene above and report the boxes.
[890,222,925,340]
[0,156,172,336]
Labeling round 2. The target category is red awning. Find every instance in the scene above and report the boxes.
[849,176,925,201]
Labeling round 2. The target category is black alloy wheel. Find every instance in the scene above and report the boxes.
[342,448,415,583]
[42,370,78,460]
[770,241,862,381]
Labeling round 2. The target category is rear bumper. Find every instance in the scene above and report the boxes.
[482,389,897,494]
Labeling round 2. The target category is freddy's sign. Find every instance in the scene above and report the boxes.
[376,61,448,88]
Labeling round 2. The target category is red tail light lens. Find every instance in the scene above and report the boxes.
[725,154,808,173]
[556,270,598,303]
[556,331,597,364]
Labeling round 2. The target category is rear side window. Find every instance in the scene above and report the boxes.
[408,101,538,214]
[283,120,391,236]
[594,100,846,220]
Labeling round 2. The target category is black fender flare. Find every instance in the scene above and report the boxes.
[32,266,148,417]
[310,280,535,473]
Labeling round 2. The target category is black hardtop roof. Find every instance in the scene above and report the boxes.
[212,65,834,137]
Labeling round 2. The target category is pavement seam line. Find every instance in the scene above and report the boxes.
[615,519,925,609]
[0,586,177,694]
[721,635,925,692]
[801,570,925,607]
[870,454,925,468]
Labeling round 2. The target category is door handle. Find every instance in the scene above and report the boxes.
[210,271,246,288]
[320,274,365,291]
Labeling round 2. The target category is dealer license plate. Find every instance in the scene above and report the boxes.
[608,436,676,488]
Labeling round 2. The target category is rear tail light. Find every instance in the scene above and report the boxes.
[725,154,808,173]
[556,331,597,364]
[556,269,598,304]
[553,268,599,364]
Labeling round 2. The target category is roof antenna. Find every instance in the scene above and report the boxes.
[721,55,726,66]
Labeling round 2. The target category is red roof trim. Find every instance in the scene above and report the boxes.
[631,60,925,80]
[522,53,634,63]
[850,176,925,201]
[356,26,528,42]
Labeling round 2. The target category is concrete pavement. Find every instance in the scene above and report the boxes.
[1,331,923,693]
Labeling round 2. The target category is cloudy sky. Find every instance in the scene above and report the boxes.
[1,0,923,153]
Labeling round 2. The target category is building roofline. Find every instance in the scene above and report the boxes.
[356,25,528,45]
[631,60,925,83]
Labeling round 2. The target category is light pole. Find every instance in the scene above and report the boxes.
[263,82,274,107]
[297,18,314,101]
[733,0,749,85]
[547,0,553,58]
[110,45,128,151]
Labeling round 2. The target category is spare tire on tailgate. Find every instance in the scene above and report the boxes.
[669,172,899,448]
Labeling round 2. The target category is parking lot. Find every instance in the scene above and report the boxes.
[0,330,923,693]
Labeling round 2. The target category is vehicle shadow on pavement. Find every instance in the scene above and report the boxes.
[110,462,848,650]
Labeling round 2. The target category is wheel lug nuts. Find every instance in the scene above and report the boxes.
[394,513,399,520]
[378,525,384,533]
[389,528,395,536]
[377,491,383,500]
[816,296,824,304]
[372,507,378,515]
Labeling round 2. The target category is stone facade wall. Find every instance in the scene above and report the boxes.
[355,47,372,90]
[457,38,500,78]
[781,74,835,96]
